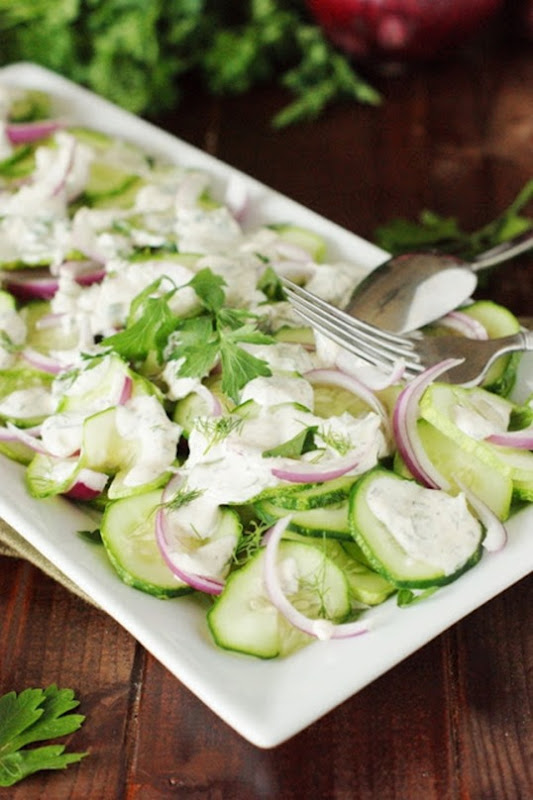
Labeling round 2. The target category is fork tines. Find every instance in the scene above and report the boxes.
[281,278,423,374]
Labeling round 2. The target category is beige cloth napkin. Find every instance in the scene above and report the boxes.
[0,517,97,606]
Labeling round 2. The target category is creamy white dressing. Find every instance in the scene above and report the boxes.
[114,395,181,486]
[0,386,57,419]
[367,476,482,575]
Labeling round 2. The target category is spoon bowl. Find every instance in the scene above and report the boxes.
[347,229,533,333]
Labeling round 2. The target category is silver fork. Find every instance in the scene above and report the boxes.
[282,278,533,386]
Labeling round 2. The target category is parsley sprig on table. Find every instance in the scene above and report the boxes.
[0,1,380,126]
[0,686,87,787]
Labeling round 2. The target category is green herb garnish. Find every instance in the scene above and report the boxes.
[0,686,87,787]
[168,268,275,403]
[0,2,380,126]
[375,179,533,259]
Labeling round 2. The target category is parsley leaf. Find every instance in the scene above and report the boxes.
[0,685,87,787]
[263,425,318,457]
[102,278,180,365]
[169,268,274,402]
[375,179,533,259]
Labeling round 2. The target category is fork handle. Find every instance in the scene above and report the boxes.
[471,229,533,272]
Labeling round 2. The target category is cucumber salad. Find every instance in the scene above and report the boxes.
[1,86,533,659]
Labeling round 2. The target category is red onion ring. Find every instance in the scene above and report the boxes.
[393,359,463,489]
[154,475,225,595]
[0,423,48,455]
[485,428,533,448]
[6,120,63,145]
[118,376,133,406]
[435,311,489,340]
[263,516,369,641]
[3,270,59,301]
[271,452,363,483]
[21,347,64,375]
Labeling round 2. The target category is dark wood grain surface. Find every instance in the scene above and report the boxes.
[1,21,532,800]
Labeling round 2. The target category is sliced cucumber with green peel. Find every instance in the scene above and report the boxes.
[415,419,513,520]
[462,301,521,395]
[419,383,514,464]
[254,498,352,540]
[252,474,358,511]
[26,454,79,498]
[207,539,351,658]
[349,468,483,588]
[321,539,396,605]
[269,224,327,262]
[0,369,54,427]
[101,489,191,598]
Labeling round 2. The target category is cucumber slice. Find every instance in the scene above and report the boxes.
[254,498,352,540]
[101,489,191,598]
[26,454,79,498]
[0,369,54,427]
[207,539,351,658]
[321,539,396,605]
[415,419,513,520]
[349,468,483,588]
[252,475,358,511]
[0,291,16,312]
[21,301,81,355]
[462,301,521,395]
[269,224,327,262]
[419,383,514,469]
[274,326,315,347]
[58,354,135,414]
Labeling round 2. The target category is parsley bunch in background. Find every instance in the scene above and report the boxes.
[0,0,380,127]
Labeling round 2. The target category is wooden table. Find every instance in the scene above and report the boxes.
[1,21,532,800]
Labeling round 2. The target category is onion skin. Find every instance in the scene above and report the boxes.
[306,0,504,61]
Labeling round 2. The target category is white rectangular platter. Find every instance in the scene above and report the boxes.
[1,62,532,748]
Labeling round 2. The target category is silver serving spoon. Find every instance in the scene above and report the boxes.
[346,229,533,333]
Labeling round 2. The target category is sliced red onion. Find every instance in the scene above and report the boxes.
[393,359,463,489]
[65,468,108,500]
[435,311,489,340]
[271,452,363,483]
[263,516,369,641]
[485,428,533,448]
[118,376,133,406]
[21,347,64,375]
[305,367,391,437]
[6,120,63,145]
[3,269,59,301]
[155,475,224,595]
[455,478,507,552]
[61,260,106,286]
[343,359,406,391]
[0,423,49,455]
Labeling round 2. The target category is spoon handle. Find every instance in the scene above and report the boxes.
[471,228,533,271]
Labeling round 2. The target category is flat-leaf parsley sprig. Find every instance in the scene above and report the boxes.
[166,268,275,403]
[0,685,87,787]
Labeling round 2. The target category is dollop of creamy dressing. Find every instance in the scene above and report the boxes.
[367,476,482,575]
